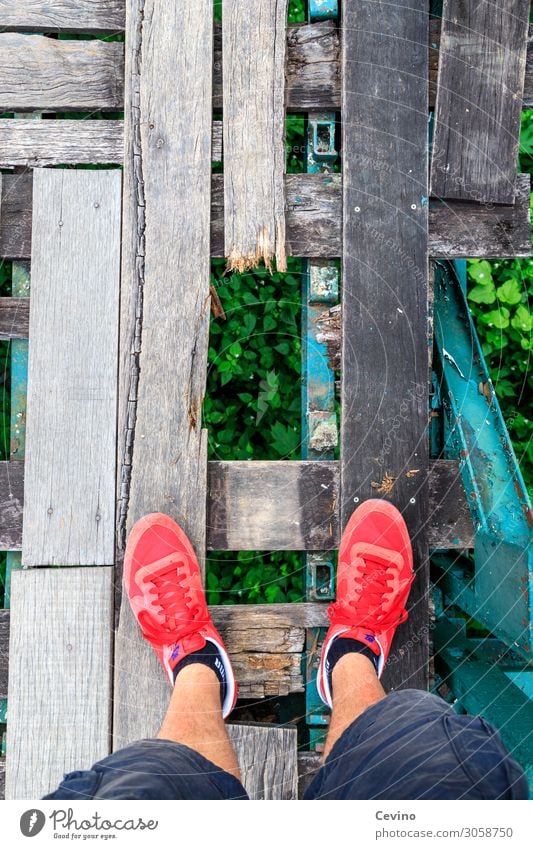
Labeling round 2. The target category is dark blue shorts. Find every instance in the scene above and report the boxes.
[44,690,528,800]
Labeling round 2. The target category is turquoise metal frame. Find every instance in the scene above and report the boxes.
[433,261,532,659]
[302,0,339,748]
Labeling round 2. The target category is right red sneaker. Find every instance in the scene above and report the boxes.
[124,513,237,718]
[317,499,414,708]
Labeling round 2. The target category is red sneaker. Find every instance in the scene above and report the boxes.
[317,499,414,708]
[124,513,237,718]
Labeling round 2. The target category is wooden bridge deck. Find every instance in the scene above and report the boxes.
[0,0,530,799]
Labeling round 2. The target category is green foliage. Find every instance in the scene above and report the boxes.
[204,259,304,603]
[206,551,303,606]
[467,256,533,489]
[204,259,302,461]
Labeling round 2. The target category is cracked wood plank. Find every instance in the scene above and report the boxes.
[22,169,121,566]
[223,0,287,272]
[228,724,298,799]
[0,0,125,32]
[113,0,213,750]
[431,0,530,204]
[0,33,124,112]
[342,0,429,691]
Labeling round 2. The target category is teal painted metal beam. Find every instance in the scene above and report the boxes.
[433,262,533,660]
[302,0,339,749]
[434,619,533,793]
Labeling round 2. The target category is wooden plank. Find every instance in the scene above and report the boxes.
[0,459,23,549]
[298,750,321,799]
[0,608,8,699]
[114,0,213,751]
[0,296,28,339]
[228,724,298,800]
[223,0,287,273]
[0,458,476,552]
[5,568,113,799]
[22,169,121,566]
[2,172,530,262]
[0,119,222,167]
[342,1,429,691]
[0,120,123,167]
[428,175,532,258]
[208,460,338,551]
[0,759,4,800]
[0,21,530,114]
[0,34,124,112]
[0,1,125,32]
[431,0,530,204]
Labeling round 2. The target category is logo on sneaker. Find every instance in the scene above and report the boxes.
[214,656,225,679]
[170,643,181,661]
[364,634,375,643]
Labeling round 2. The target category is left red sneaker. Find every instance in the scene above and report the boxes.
[123,513,237,718]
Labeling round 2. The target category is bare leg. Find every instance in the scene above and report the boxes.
[157,664,241,782]
[323,653,386,761]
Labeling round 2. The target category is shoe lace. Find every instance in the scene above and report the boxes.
[139,561,209,646]
[328,551,410,631]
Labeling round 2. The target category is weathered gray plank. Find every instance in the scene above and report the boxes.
[223,0,287,273]
[0,119,222,167]
[3,172,529,262]
[228,724,298,800]
[208,460,338,551]
[114,0,213,751]
[5,568,113,799]
[342,0,429,692]
[22,169,121,566]
[0,296,29,339]
[0,458,477,552]
[298,750,321,799]
[431,0,530,204]
[0,33,124,112]
[0,0,124,32]
[0,758,4,800]
[0,458,23,549]
[0,608,8,699]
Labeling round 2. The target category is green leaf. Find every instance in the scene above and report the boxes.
[511,304,532,332]
[496,279,522,305]
[468,285,496,304]
[482,307,510,329]
[468,259,493,285]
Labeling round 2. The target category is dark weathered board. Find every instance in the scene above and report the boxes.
[2,172,530,262]
[0,459,23,549]
[0,608,8,700]
[0,119,222,168]
[114,0,213,750]
[431,0,530,204]
[223,0,287,272]
[0,458,474,552]
[228,724,298,800]
[0,758,4,800]
[0,297,29,339]
[0,1,125,32]
[342,1,429,691]
[22,169,121,567]
[0,33,124,112]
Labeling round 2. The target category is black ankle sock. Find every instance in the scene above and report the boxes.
[326,637,380,695]
[173,641,227,706]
